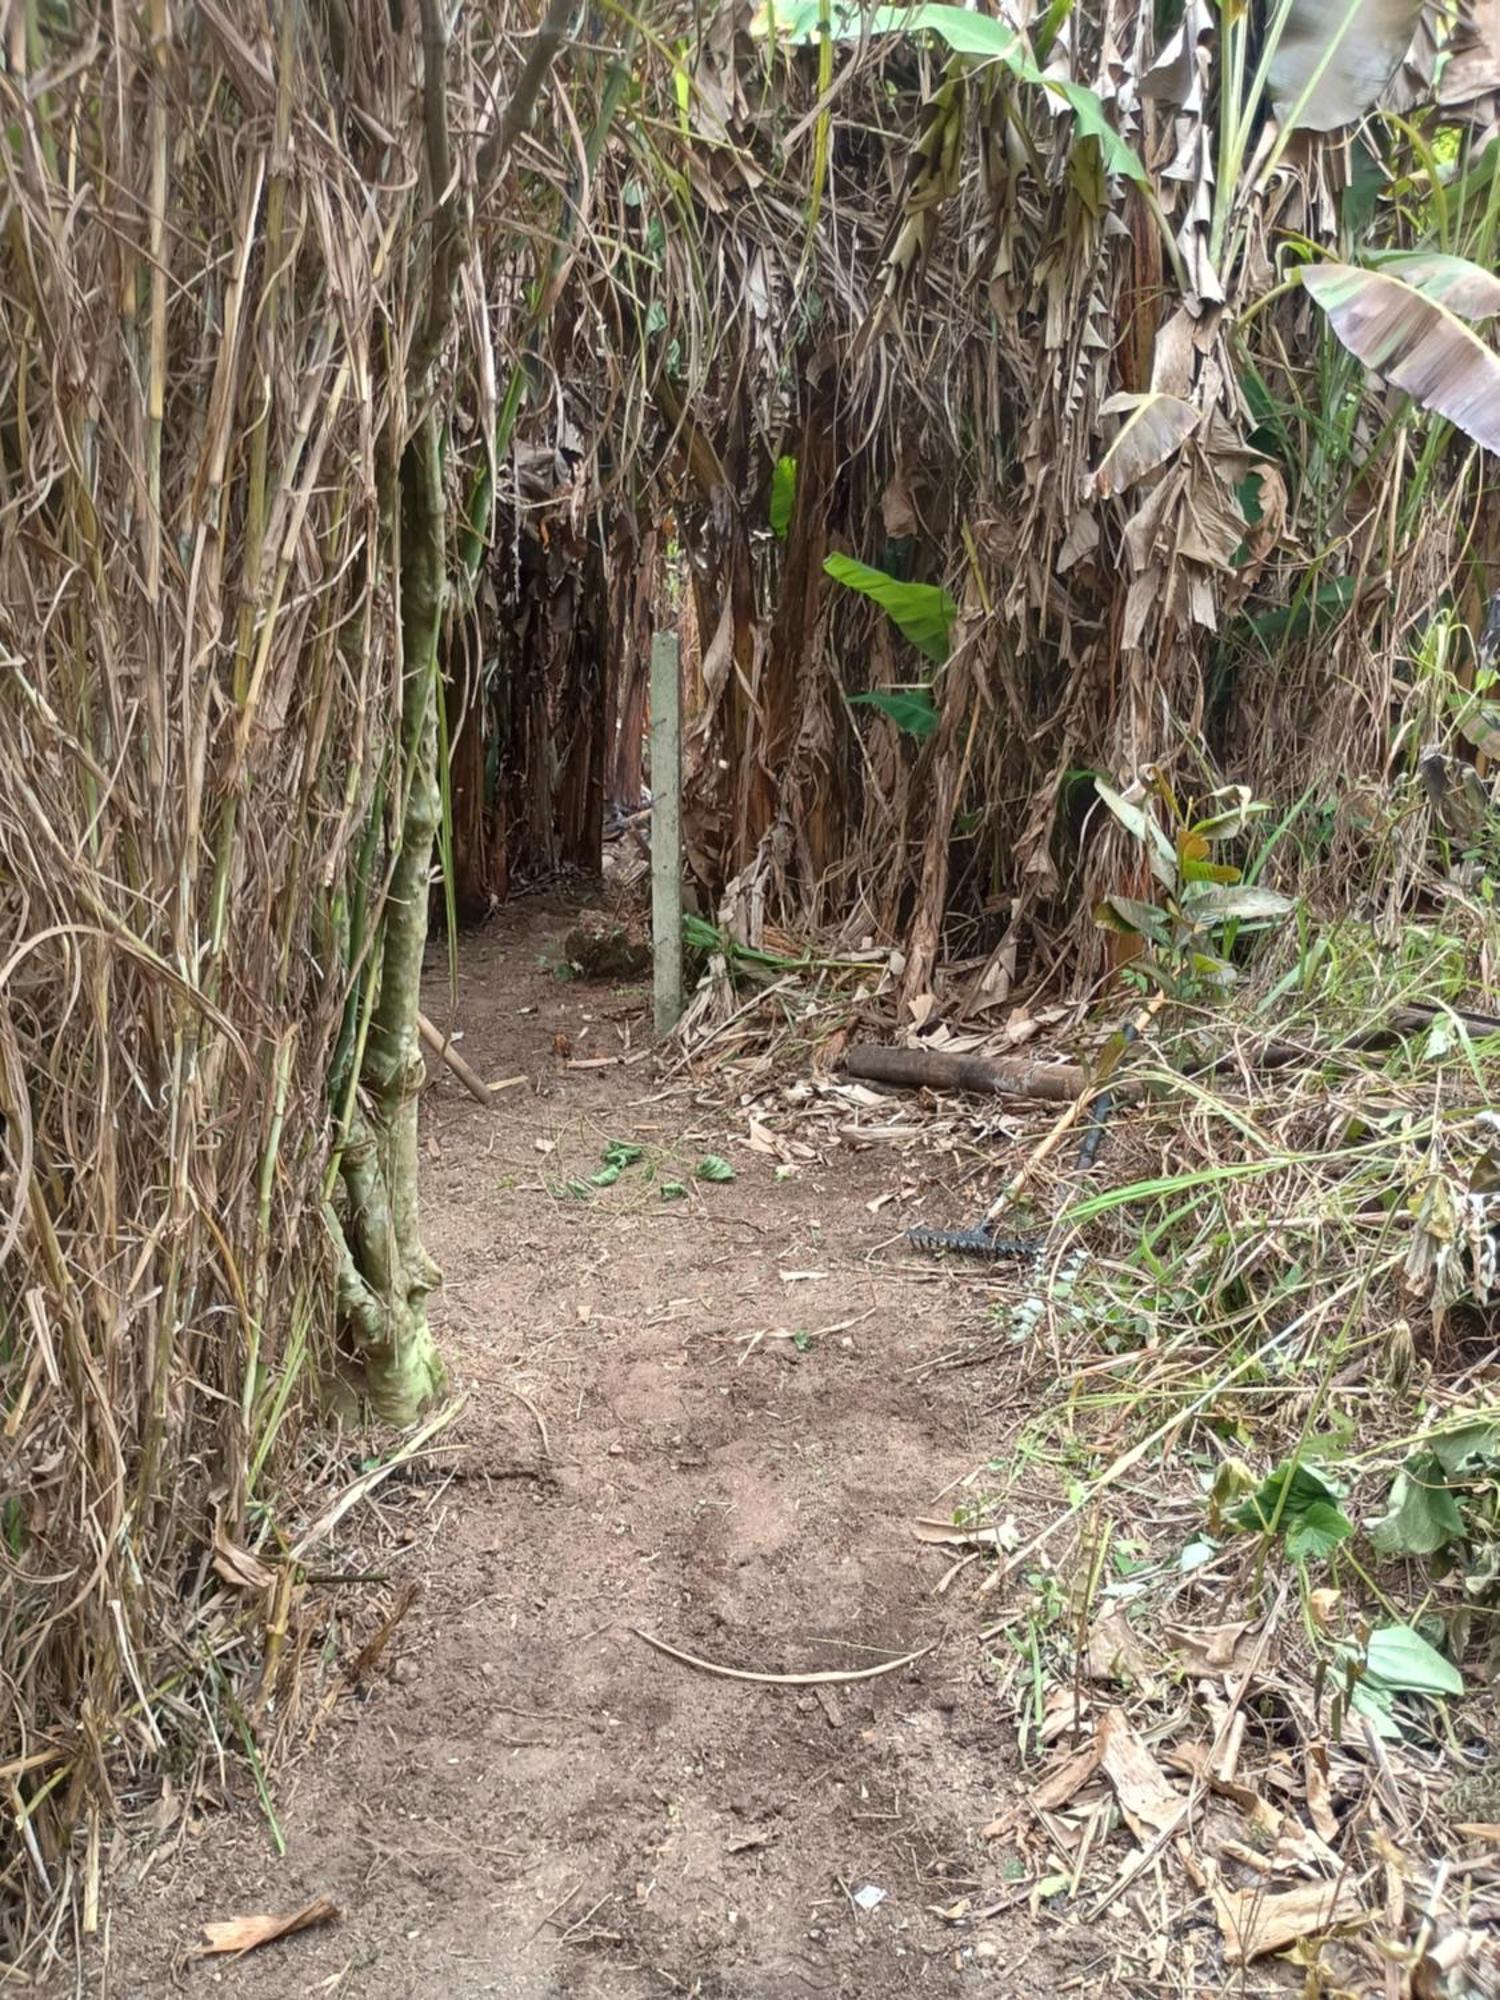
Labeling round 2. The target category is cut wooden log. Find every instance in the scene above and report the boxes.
[843,1044,1091,1103]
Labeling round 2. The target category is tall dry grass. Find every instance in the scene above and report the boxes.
[0,0,564,1964]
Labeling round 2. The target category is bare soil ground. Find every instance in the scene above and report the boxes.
[92,893,1106,1999]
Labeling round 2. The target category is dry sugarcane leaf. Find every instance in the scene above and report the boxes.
[1211,1874,1368,1964]
[1090,392,1200,499]
[1029,1742,1103,1812]
[1055,507,1099,573]
[1305,1750,1340,1844]
[1268,0,1425,131]
[1139,0,1212,107]
[1149,305,1207,398]
[192,1896,341,1959]
[1301,262,1500,457]
[212,1520,277,1593]
[1097,1706,1185,1839]
[1176,459,1251,570]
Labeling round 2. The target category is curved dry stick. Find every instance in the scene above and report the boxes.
[632,1627,934,1686]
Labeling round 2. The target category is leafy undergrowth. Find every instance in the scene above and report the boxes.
[677,848,1500,1989]
[931,919,1500,1992]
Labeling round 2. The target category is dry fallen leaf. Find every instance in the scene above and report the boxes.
[192,1896,341,1959]
[1211,1876,1367,1964]
[1085,1608,1161,1695]
[1029,1742,1103,1813]
[1307,1586,1342,1634]
[1414,1922,1500,1998]
[912,1513,1018,1552]
[1162,1618,1265,1677]
[212,1520,276,1594]
[1098,1705,1185,1840]
[1038,1684,1089,1745]
[1305,1750,1339,1844]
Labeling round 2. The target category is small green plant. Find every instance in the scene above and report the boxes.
[1369,1419,1498,1561]
[1092,775,1296,995]
[1229,1457,1354,1562]
[1336,1623,1464,1741]
[769,455,797,538]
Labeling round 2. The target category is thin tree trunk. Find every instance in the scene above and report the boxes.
[335,415,446,1422]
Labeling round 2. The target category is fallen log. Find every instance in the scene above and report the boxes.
[843,1044,1091,1103]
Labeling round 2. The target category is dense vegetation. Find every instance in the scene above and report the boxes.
[2,0,1499,1969]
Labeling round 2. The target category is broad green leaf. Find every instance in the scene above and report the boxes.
[753,4,1146,183]
[1349,1676,1402,1738]
[848,687,941,737]
[825,554,955,661]
[1187,787,1270,843]
[1092,778,1179,887]
[1188,951,1237,988]
[1090,392,1200,499]
[602,1140,643,1167]
[1177,883,1296,922]
[1031,76,1148,188]
[1429,1422,1500,1474]
[695,1154,736,1182]
[1366,253,1500,321]
[1369,1455,1465,1557]
[1285,1499,1354,1562]
[1363,1623,1463,1698]
[1300,262,1500,458]
[1239,576,1356,647]
[1453,693,1500,759]
[589,1164,623,1187]
[1093,895,1172,948]
[1178,857,1242,884]
[756,3,1022,59]
[659,1180,689,1200]
[1267,0,1424,133]
[1232,1460,1352,1552]
[770,455,798,538]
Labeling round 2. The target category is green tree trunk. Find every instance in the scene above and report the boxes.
[334,415,447,1422]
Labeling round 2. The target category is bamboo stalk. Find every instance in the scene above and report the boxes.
[651,632,683,1035]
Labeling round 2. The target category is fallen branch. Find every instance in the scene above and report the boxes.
[417,1011,492,1107]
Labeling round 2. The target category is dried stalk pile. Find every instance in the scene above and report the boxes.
[457,0,1500,1011]
[0,0,570,1963]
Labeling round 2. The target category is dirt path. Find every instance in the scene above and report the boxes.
[100,896,1083,1999]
